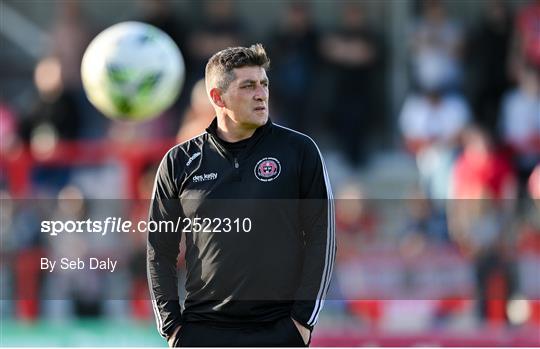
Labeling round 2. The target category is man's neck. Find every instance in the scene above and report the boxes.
[216,116,258,142]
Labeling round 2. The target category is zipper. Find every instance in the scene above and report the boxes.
[232,157,241,181]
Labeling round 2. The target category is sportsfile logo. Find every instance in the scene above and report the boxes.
[192,172,218,183]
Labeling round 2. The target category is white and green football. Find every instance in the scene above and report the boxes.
[81,21,184,120]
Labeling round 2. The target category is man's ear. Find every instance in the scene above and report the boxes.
[210,88,226,108]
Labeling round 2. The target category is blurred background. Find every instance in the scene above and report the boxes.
[1,0,539,346]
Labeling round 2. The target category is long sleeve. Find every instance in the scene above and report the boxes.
[147,149,183,339]
[291,138,336,331]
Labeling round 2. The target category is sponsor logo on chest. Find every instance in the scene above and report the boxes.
[192,172,218,183]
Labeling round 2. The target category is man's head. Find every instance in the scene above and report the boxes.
[205,44,271,131]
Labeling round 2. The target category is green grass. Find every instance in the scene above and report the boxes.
[1,319,165,347]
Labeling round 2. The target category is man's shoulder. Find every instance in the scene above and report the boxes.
[162,132,208,165]
[272,123,319,148]
[272,123,322,156]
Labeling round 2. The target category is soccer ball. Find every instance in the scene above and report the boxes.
[81,21,184,120]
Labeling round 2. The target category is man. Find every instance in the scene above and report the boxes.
[147,44,335,347]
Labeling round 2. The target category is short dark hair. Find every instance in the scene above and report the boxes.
[205,43,270,93]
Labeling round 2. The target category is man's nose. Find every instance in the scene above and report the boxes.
[253,85,268,101]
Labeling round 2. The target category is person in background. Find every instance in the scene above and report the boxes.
[448,126,517,325]
[318,3,379,167]
[176,79,215,143]
[266,1,320,134]
[410,0,464,92]
[399,82,470,200]
[186,0,245,82]
[465,0,513,136]
[500,62,540,187]
[49,1,107,139]
[509,0,540,80]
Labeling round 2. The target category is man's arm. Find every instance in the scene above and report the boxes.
[147,149,183,340]
[292,138,336,332]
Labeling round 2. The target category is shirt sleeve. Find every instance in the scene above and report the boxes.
[291,138,336,331]
[147,148,183,339]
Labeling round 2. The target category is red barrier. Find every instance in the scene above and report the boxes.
[1,140,177,198]
[312,326,540,346]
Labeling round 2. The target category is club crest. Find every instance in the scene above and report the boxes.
[254,157,281,182]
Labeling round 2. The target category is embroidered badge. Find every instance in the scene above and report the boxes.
[254,157,281,182]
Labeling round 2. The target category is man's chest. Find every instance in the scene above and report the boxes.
[179,146,300,216]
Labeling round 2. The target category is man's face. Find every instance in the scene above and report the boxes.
[220,66,269,128]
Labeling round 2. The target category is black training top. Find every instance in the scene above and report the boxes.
[147,118,335,339]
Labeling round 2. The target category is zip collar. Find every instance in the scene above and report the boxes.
[206,117,273,162]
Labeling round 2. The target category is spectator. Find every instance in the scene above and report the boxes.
[49,1,107,139]
[49,0,91,90]
[448,126,517,324]
[500,62,540,184]
[176,79,215,143]
[20,57,80,144]
[17,56,79,194]
[16,57,80,194]
[265,2,319,133]
[465,0,513,136]
[411,0,464,92]
[452,126,517,201]
[399,85,471,199]
[186,0,245,81]
[399,87,470,155]
[509,0,540,78]
[318,3,380,167]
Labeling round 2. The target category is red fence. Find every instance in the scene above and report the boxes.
[1,140,176,198]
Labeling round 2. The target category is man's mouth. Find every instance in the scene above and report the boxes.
[254,106,266,111]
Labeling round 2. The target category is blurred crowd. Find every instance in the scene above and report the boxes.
[1,0,539,337]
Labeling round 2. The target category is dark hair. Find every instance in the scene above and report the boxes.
[205,43,270,92]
